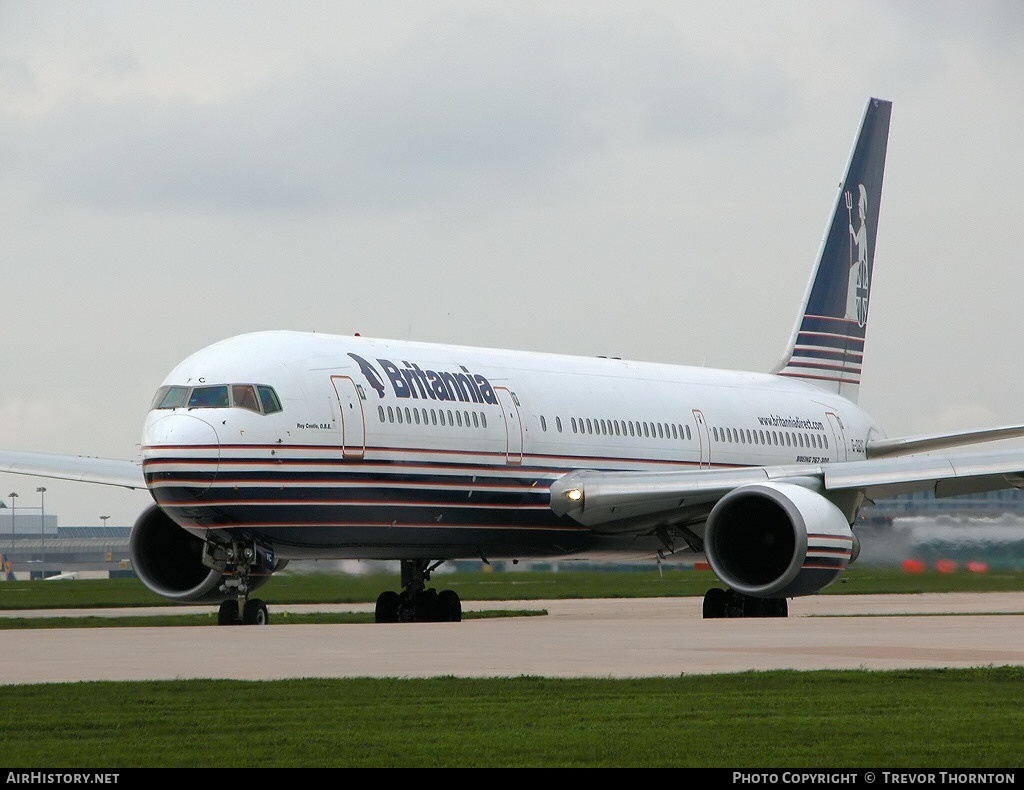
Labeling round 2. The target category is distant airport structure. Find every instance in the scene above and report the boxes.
[865,488,1024,519]
[855,490,1024,569]
[2,490,1024,581]
[0,504,133,580]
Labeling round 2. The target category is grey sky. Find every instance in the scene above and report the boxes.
[2,1,1023,527]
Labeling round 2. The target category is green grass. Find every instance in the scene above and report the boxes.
[2,564,1022,612]
[3,567,1023,768]
[2,670,1023,767]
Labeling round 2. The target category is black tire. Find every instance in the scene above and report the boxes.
[218,600,241,626]
[417,588,440,621]
[725,589,749,618]
[242,598,269,625]
[437,589,462,622]
[375,590,401,623]
[702,587,727,619]
[741,595,768,617]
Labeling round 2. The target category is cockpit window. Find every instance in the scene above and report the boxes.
[188,386,229,409]
[257,385,283,414]
[153,386,189,410]
[150,383,283,414]
[231,384,260,413]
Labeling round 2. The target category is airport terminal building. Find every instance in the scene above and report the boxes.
[0,507,133,580]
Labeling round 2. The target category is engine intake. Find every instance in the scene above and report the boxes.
[128,504,277,603]
[704,481,856,599]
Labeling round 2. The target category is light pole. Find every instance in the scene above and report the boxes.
[8,492,17,553]
[36,487,46,568]
[100,515,109,528]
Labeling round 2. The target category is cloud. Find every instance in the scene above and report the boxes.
[2,9,798,214]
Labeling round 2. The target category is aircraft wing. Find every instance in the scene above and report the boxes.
[823,448,1024,499]
[0,450,146,490]
[865,423,1024,459]
[549,446,1024,530]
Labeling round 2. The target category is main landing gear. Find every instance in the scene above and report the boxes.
[374,559,463,623]
[702,587,788,618]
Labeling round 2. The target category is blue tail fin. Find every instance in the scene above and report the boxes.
[773,97,891,404]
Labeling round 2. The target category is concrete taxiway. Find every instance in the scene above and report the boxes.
[2,593,1023,685]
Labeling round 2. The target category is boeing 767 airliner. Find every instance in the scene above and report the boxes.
[4,97,1024,624]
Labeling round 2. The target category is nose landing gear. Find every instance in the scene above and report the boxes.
[205,539,277,626]
[217,596,269,625]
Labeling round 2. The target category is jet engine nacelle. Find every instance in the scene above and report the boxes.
[128,504,279,603]
[704,481,857,599]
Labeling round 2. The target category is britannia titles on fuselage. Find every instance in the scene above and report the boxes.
[349,353,498,405]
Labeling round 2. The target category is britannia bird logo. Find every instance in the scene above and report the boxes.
[348,353,386,398]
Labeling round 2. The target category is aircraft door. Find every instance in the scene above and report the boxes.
[692,409,711,468]
[825,412,847,462]
[331,376,366,459]
[495,387,524,465]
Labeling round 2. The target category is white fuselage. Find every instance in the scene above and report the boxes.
[139,331,881,561]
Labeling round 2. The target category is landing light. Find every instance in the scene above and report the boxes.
[565,488,583,502]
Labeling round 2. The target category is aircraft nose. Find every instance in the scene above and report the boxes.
[145,412,221,448]
[143,413,221,494]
